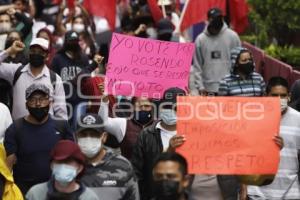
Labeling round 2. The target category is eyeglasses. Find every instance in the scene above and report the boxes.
[27,97,49,105]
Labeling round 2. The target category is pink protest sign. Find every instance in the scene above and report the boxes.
[105,33,195,98]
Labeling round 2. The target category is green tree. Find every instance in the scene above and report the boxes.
[247,0,300,47]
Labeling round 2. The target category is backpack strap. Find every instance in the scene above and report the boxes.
[12,65,26,86]
[13,65,57,92]
[49,70,57,91]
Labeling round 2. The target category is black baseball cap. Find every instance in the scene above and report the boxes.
[65,31,79,41]
[207,7,223,19]
[157,18,174,35]
[162,87,186,104]
[76,113,105,134]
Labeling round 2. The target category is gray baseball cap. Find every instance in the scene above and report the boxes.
[25,83,50,100]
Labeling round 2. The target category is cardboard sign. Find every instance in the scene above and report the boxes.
[176,96,281,174]
[105,33,195,99]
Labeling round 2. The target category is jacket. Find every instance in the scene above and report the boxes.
[25,180,99,200]
[0,144,23,200]
[131,121,162,200]
[131,122,240,200]
[191,23,241,93]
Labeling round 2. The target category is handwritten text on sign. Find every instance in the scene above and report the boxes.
[105,33,195,98]
[176,97,281,174]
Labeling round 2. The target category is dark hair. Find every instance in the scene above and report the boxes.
[266,76,289,94]
[131,97,153,106]
[153,152,188,175]
[7,30,23,38]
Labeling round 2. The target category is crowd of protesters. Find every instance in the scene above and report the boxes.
[0,0,299,200]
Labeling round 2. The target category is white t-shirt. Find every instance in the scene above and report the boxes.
[0,103,12,141]
[156,122,176,151]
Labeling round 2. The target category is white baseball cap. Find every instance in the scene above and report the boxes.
[30,38,49,51]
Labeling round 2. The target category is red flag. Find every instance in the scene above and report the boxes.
[229,0,249,34]
[147,0,164,23]
[179,0,226,32]
[83,0,116,30]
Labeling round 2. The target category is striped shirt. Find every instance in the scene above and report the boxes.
[248,107,300,199]
[218,72,265,96]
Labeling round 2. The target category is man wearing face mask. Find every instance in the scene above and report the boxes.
[26,140,99,200]
[131,87,187,200]
[76,113,140,200]
[51,31,103,130]
[151,152,189,200]
[191,8,241,96]
[4,83,74,195]
[0,39,68,120]
[219,47,265,96]
[245,77,300,200]
[98,94,154,159]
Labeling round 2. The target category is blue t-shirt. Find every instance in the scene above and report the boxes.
[4,116,74,182]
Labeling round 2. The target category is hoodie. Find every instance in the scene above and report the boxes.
[191,23,241,94]
[218,47,265,96]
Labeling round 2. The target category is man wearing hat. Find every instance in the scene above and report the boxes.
[191,7,241,96]
[26,140,99,200]
[0,38,67,120]
[131,87,187,200]
[76,113,139,200]
[51,30,104,130]
[4,83,73,195]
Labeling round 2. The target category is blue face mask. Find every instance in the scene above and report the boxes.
[160,109,177,125]
[52,164,78,187]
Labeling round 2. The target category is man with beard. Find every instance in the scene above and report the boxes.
[0,38,68,120]
[4,83,73,195]
[190,8,241,96]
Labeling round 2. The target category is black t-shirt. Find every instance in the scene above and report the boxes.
[51,52,89,82]
[51,52,89,105]
[4,116,74,183]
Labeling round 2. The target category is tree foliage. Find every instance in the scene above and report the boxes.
[247,0,300,47]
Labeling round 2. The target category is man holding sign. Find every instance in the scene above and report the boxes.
[246,77,300,200]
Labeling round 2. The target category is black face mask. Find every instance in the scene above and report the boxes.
[134,110,152,125]
[153,180,181,200]
[65,42,81,52]
[238,61,254,76]
[29,54,46,68]
[207,17,223,35]
[27,105,49,121]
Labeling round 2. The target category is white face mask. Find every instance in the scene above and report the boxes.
[0,22,11,33]
[73,24,85,33]
[280,98,288,112]
[78,137,102,158]
[160,109,177,125]
[52,164,78,187]
[146,27,157,39]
